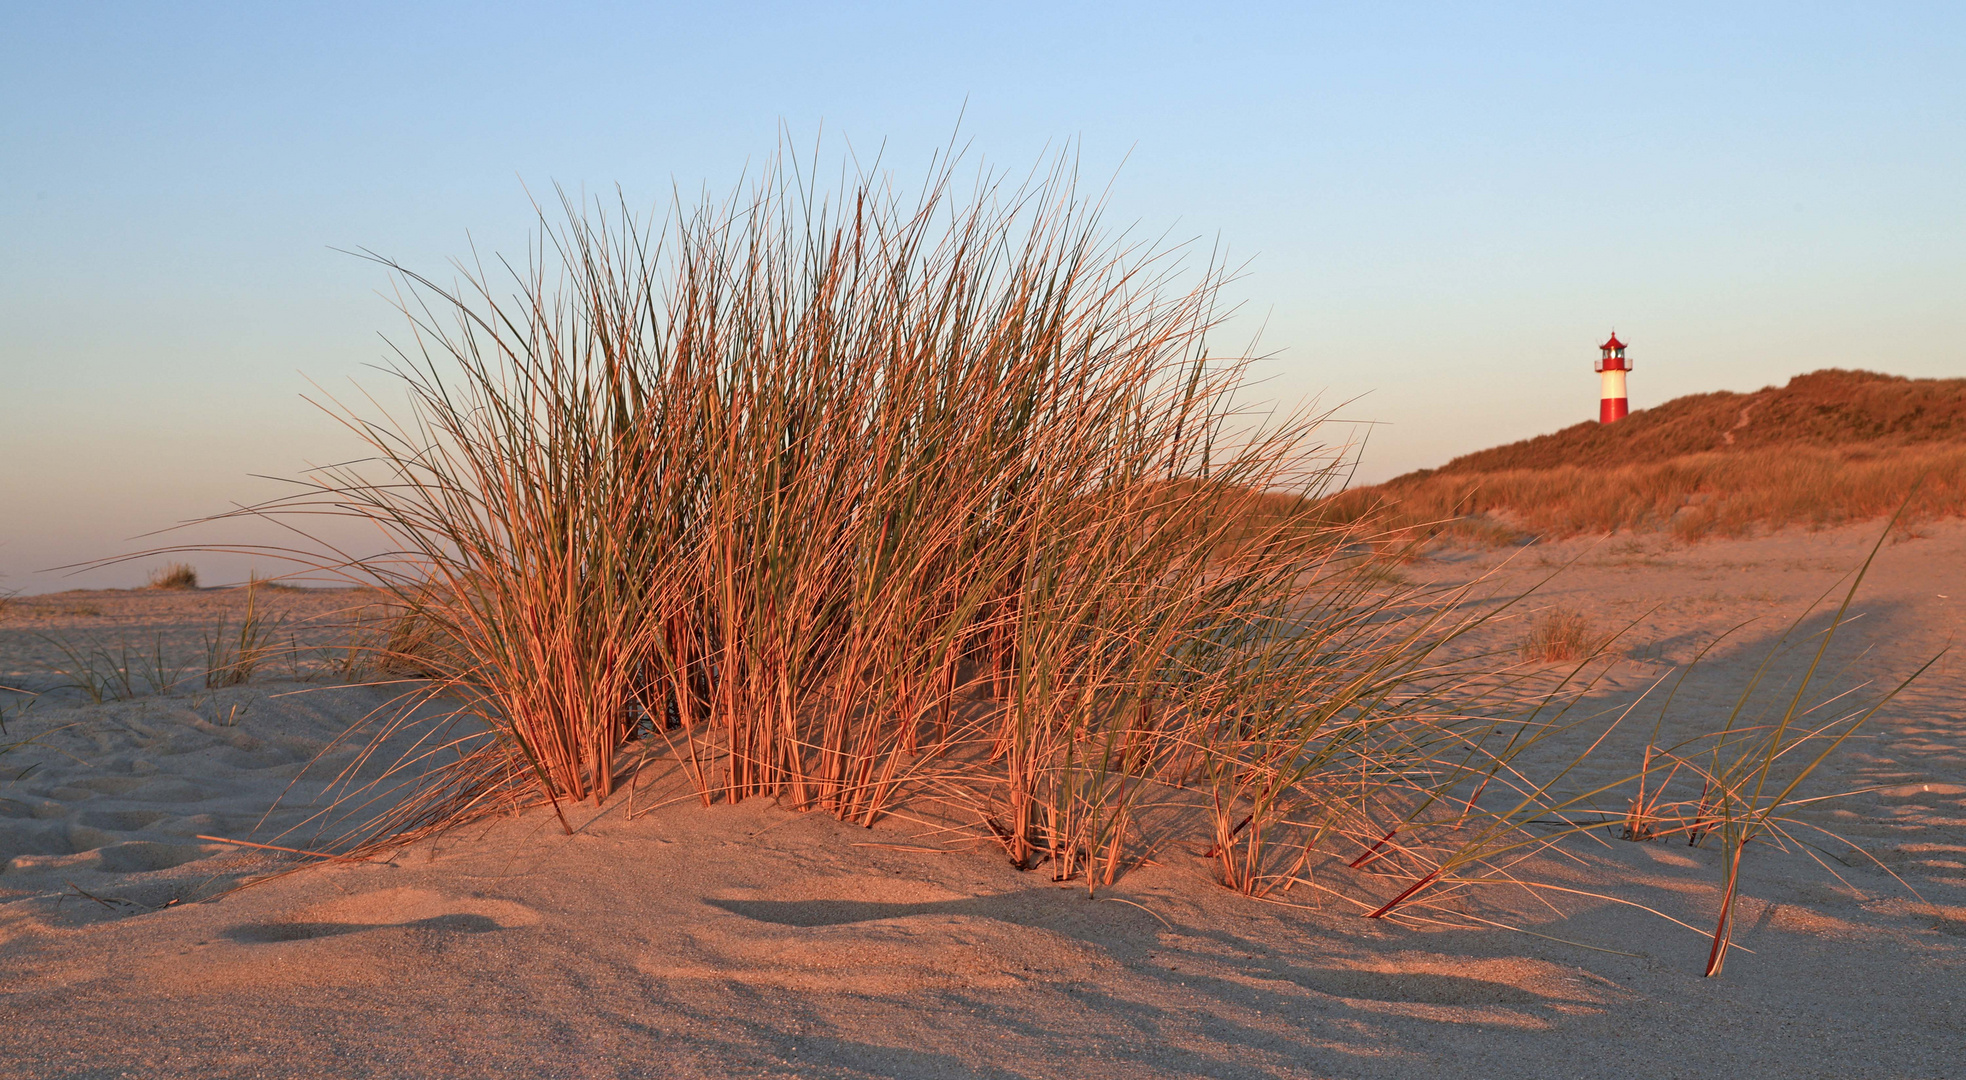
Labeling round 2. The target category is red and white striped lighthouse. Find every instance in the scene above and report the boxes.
[1595,332,1631,423]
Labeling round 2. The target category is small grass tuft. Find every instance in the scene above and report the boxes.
[204,580,281,687]
[147,563,200,590]
[40,634,190,701]
[1520,606,1608,663]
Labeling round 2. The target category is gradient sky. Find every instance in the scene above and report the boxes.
[4,2,1962,592]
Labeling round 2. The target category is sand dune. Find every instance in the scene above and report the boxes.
[2,523,1962,1078]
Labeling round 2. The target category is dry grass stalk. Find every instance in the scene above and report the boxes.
[1620,742,1680,842]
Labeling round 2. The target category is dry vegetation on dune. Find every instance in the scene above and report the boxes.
[206,150,1589,913]
[1336,441,1966,541]
[122,147,1923,977]
[1418,368,1966,473]
[1328,370,1966,541]
[1519,606,1608,664]
[145,562,200,590]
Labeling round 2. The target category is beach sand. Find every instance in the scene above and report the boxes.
[2,523,1962,1079]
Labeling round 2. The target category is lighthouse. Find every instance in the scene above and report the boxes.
[1595,332,1631,423]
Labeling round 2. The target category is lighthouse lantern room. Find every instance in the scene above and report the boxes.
[1595,332,1631,423]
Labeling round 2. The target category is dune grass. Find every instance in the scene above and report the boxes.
[1399,369,1966,477]
[41,634,189,702]
[1324,368,1966,543]
[146,562,200,590]
[1520,606,1608,664]
[1603,520,1940,976]
[1325,441,1966,542]
[188,146,1618,903]
[117,144,1929,977]
[203,579,282,688]
[32,581,320,701]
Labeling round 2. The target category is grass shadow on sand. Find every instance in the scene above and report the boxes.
[223,912,503,943]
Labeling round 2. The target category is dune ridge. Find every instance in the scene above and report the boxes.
[1330,369,1966,539]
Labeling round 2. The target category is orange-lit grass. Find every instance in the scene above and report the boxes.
[1520,606,1608,663]
[196,147,1588,896]
[1325,442,1966,542]
[131,145,1925,978]
[146,562,199,590]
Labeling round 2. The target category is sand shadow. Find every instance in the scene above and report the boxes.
[710,896,1004,927]
[664,896,1590,1080]
[713,892,1552,1007]
[224,912,501,943]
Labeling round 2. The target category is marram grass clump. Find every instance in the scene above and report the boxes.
[1521,606,1608,663]
[146,562,199,590]
[183,144,1921,972]
[236,146,1569,903]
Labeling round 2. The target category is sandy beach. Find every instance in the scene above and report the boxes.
[2,521,1961,1079]
[9,4,1962,1077]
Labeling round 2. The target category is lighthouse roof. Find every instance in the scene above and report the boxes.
[1600,332,1626,351]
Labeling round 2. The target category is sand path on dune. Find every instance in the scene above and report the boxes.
[1,524,1963,1079]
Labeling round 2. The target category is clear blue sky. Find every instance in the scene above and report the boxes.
[4,2,1962,591]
